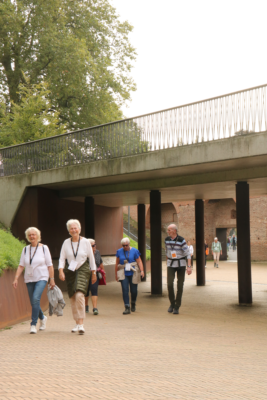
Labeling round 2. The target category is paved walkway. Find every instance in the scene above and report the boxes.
[1,261,267,400]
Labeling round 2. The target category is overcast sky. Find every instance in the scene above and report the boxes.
[111,0,267,118]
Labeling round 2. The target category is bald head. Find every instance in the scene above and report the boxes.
[167,224,178,239]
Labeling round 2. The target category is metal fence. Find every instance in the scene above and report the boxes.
[1,83,267,177]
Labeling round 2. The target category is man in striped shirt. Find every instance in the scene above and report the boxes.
[165,224,192,314]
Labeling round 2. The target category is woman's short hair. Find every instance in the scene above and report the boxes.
[25,227,41,242]
[121,237,130,245]
[66,219,81,233]
[88,238,95,245]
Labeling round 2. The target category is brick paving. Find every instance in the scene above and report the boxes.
[1,261,267,399]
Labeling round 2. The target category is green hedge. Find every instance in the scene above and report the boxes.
[0,224,25,276]
[123,233,151,261]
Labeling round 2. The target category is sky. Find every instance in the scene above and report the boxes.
[111,0,267,118]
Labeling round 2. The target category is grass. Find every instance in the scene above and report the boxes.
[123,233,151,261]
[0,326,12,332]
[0,222,25,276]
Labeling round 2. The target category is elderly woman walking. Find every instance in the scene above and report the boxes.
[115,237,144,314]
[58,219,96,334]
[12,227,55,334]
[85,239,105,315]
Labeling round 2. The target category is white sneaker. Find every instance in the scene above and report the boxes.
[78,324,85,335]
[39,315,47,331]
[71,324,79,333]
[30,325,37,334]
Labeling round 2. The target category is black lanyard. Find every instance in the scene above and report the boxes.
[29,243,39,265]
[170,236,178,250]
[71,236,80,259]
[123,249,130,262]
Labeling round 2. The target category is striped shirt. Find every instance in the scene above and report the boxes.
[211,241,222,252]
[165,235,191,268]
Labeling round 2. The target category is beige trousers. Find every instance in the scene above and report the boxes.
[70,291,85,321]
[213,252,220,262]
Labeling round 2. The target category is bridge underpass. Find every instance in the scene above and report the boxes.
[1,84,267,305]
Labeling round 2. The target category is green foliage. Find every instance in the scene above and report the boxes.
[0,0,136,131]
[0,225,25,276]
[123,233,151,261]
[0,79,65,147]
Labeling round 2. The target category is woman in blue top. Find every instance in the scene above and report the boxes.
[115,237,144,314]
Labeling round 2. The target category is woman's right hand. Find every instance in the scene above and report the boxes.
[12,278,18,289]
[59,270,65,281]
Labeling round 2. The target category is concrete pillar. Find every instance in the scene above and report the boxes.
[236,182,252,304]
[138,204,146,281]
[150,190,162,295]
[85,197,95,239]
[195,199,205,286]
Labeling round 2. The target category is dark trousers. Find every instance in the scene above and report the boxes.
[120,275,138,306]
[167,267,186,309]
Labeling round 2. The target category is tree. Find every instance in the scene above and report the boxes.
[0,0,136,131]
[0,79,65,147]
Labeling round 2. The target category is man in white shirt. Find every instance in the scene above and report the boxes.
[187,241,194,269]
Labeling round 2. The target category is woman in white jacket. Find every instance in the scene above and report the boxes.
[58,219,96,335]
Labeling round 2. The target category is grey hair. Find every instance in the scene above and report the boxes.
[66,219,81,233]
[168,224,178,233]
[25,227,41,242]
[88,238,95,245]
[121,237,130,245]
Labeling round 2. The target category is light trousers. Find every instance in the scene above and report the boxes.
[70,291,85,321]
[213,252,220,262]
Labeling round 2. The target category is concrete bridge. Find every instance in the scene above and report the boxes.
[1,84,267,304]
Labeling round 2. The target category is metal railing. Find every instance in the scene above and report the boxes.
[0,83,267,177]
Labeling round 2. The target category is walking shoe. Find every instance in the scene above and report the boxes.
[39,315,47,331]
[85,305,89,313]
[214,262,216,268]
[78,324,85,335]
[131,303,136,312]
[71,324,79,333]
[93,308,99,315]
[173,308,179,314]
[123,305,131,315]
[217,264,219,268]
[168,305,174,313]
[30,325,37,334]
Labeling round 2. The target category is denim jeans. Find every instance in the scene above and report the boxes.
[120,275,138,306]
[26,280,47,326]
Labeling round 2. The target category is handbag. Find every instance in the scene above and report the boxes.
[97,267,106,286]
[205,247,209,255]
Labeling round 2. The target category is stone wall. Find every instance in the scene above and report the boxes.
[123,196,267,261]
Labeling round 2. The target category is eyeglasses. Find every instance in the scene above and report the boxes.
[122,244,129,247]
[92,244,96,247]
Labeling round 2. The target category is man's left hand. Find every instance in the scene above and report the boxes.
[187,267,192,275]
[141,271,145,278]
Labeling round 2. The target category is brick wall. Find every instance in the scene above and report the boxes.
[123,195,267,260]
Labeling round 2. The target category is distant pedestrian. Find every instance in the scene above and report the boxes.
[205,239,209,267]
[12,227,55,334]
[211,237,222,268]
[227,237,231,252]
[85,239,105,315]
[232,234,237,251]
[165,224,192,315]
[187,241,194,268]
[58,219,96,335]
[115,237,144,314]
